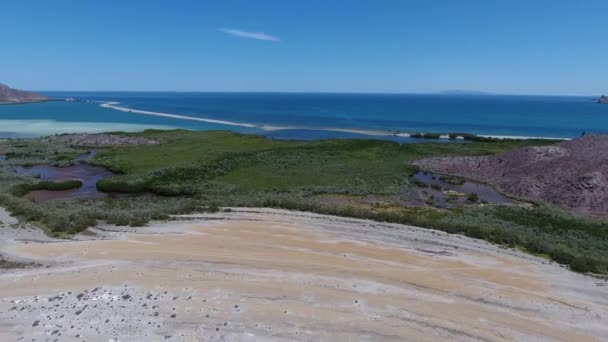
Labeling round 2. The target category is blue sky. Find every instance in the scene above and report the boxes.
[2,0,606,95]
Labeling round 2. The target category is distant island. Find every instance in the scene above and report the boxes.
[0,83,48,104]
[598,95,608,104]
[440,90,494,96]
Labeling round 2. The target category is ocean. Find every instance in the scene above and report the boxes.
[1,92,607,140]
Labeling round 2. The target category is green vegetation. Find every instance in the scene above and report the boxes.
[440,175,466,185]
[412,178,428,188]
[410,132,442,139]
[11,180,82,197]
[0,130,606,275]
[0,138,89,167]
[430,184,442,191]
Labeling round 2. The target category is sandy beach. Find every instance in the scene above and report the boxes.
[1,207,607,341]
[99,102,257,128]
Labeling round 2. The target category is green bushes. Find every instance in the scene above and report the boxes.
[430,184,442,191]
[11,180,83,197]
[2,130,606,275]
[440,206,608,274]
[412,178,428,188]
[411,132,442,139]
[96,178,149,193]
[440,175,466,185]
[422,133,442,139]
[493,205,608,240]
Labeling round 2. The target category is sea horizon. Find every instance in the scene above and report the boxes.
[1,91,607,140]
[33,89,601,98]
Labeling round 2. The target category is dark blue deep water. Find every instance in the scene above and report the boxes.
[1,92,607,139]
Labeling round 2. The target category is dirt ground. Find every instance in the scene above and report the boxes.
[1,208,607,341]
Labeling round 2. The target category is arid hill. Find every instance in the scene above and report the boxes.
[415,135,608,216]
[0,83,47,104]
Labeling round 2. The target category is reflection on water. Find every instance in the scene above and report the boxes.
[15,164,116,202]
[413,171,514,205]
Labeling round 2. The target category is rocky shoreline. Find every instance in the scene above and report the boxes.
[0,83,48,104]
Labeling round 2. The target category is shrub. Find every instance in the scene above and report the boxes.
[11,180,83,197]
[440,176,466,185]
[412,178,429,188]
[96,178,149,193]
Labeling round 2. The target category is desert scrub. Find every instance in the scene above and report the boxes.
[0,257,36,269]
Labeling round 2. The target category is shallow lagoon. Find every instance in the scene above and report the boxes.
[413,171,514,205]
[16,164,116,202]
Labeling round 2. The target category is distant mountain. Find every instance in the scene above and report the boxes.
[598,95,608,104]
[0,83,48,104]
[440,90,494,96]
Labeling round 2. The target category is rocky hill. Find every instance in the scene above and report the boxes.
[0,83,47,104]
[599,95,608,104]
[415,135,608,217]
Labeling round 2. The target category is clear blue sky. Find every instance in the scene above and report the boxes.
[2,0,606,95]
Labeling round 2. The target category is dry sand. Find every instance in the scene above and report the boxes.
[1,207,607,341]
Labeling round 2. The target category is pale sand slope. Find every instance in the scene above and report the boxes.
[1,208,607,341]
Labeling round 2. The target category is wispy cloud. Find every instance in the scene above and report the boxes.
[218,28,279,42]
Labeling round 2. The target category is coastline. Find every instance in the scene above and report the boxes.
[99,101,257,128]
[0,100,50,106]
[99,101,571,141]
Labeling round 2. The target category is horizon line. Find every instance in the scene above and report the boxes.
[33,90,599,98]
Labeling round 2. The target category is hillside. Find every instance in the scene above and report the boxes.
[415,135,608,216]
[0,83,47,104]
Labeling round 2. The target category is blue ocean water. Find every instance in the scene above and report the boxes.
[1,92,607,139]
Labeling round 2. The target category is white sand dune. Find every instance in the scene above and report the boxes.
[100,102,257,128]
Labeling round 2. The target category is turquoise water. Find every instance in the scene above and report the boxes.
[1,92,607,139]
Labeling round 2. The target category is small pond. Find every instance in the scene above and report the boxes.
[413,171,514,205]
[15,164,119,202]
